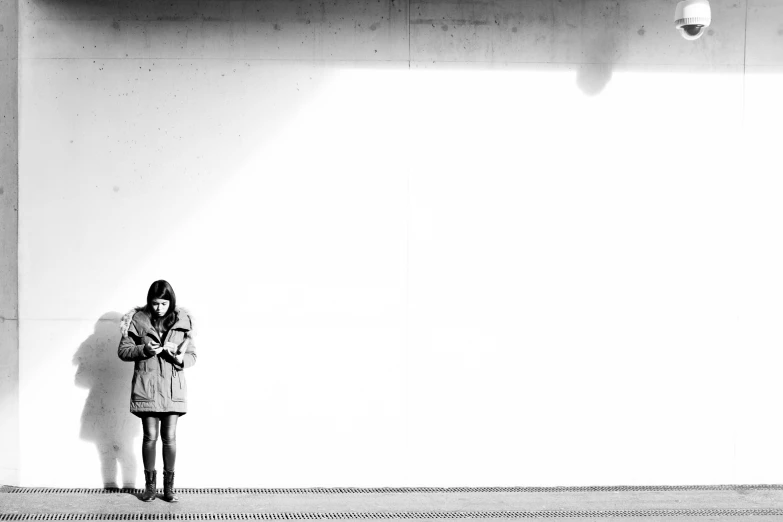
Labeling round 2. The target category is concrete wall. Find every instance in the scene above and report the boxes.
[0,0,18,487]
[13,0,783,487]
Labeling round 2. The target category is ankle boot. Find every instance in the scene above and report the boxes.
[162,470,179,502]
[141,470,157,502]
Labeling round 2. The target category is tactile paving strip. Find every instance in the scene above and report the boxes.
[2,511,783,520]
[3,485,783,494]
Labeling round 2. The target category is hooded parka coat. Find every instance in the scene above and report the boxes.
[118,307,197,416]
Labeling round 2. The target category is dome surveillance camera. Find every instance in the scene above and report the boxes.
[675,0,711,40]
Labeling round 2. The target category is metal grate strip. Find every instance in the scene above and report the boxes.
[3,485,783,494]
[2,511,783,520]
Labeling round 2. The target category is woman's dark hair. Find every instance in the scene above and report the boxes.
[144,280,178,335]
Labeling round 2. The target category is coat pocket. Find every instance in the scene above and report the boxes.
[171,370,186,402]
[131,371,155,402]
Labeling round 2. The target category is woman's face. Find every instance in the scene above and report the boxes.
[151,298,170,317]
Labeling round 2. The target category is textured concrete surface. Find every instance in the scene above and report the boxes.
[10,0,783,490]
[409,0,746,65]
[0,0,19,488]
[19,0,783,66]
[746,0,783,65]
[2,487,783,516]
[21,0,410,61]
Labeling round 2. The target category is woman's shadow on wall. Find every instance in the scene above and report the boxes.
[73,312,140,489]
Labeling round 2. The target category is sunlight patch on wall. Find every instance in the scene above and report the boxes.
[18,63,783,486]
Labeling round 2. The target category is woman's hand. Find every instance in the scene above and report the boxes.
[144,341,164,356]
[172,352,185,366]
[163,342,185,365]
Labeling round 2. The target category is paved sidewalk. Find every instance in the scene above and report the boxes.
[2,486,782,520]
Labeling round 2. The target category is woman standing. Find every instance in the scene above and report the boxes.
[118,280,197,502]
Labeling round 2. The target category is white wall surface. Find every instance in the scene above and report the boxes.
[14,0,783,487]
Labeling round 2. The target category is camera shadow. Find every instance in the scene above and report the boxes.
[576,33,615,96]
[73,311,140,490]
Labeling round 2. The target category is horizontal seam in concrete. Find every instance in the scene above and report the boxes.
[19,317,105,320]
[19,57,410,62]
[16,57,749,67]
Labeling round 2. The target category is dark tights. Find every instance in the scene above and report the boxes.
[141,414,179,472]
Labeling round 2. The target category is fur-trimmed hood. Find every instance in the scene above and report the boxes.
[120,306,195,338]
